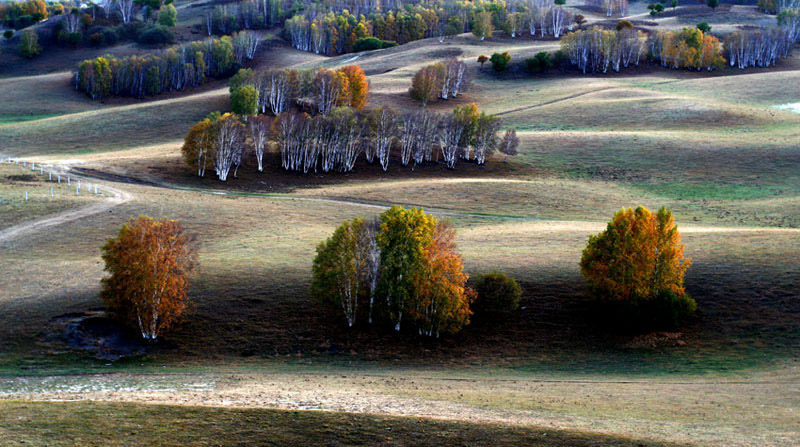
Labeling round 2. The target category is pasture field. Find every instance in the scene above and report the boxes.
[0,2,799,446]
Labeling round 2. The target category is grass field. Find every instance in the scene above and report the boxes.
[1,3,799,446]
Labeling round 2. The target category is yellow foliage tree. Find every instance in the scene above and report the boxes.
[580,206,692,302]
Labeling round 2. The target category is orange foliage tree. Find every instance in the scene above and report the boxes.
[101,216,197,341]
[409,221,474,337]
[580,206,692,303]
[338,65,369,109]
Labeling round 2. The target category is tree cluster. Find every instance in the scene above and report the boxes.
[101,215,197,341]
[0,0,47,30]
[230,64,370,115]
[585,0,629,17]
[778,9,800,43]
[313,206,474,337]
[561,26,647,73]
[650,27,726,71]
[723,27,795,69]
[74,32,259,99]
[181,102,509,180]
[204,0,288,35]
[580,206,695,332]
[408,58,468,106]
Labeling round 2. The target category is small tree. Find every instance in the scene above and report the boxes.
[339,65,369,109]
[477,55,489,69]
[580,206,695,331]
[490,51,511,72]
[472,11,494,41]
[3,30,14,39]
[670,0,679,8]
[18,29,41,58]
[616,20,634,31]
[696,21,711,33]
[574,14,587,30]
[231,85,259,118]
[499,128,519,161]
[157,3,177,27]
[472,271,522,316]
[101,216,196,341]
[706,0,718,9]
[409,63,443,107]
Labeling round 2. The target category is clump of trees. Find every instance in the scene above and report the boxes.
[522,0,573,39]
[779,9,800,43]
[561,27,726,73]
[230,65,370,115]
[204,0,286,35]
[585,0,629,17]
[101,215,197,341]
[312,206,474,337]
[723,28,795,69]
[650,28,726,71]
[409,59,468,106]
[580,206,696,331]
[0,0,47,30]
[490,51,511,71]
[561,27,647,73]
[182,100,507,180]
[74,32,260,99]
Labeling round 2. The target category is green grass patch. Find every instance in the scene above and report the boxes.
[631,181,791,201]
[0,400,687,447]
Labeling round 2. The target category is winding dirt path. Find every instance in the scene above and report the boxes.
[0,160,133,245]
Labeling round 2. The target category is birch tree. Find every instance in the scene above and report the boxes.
[249,115,271,171]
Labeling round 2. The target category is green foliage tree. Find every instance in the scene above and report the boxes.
[18,28,40,58]
[472,271,522,317]
[157,3,177,27]
[648,3,665,15]
[3,30,13,39]
[472,11,493,40]
[489,51,511,72]
[707,0,718,9]
[670,0,679,8]
[230,85,259,117]
[377,206,437,331]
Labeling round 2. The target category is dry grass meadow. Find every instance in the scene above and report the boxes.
[1,2,799,446]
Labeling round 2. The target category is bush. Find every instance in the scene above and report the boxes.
[89,32,105,45]
[118,22,146,40]
[136,25,174,45]
[696,21,711,33]
[3,30,13,39]
[58,30,83,45]
[353,37,396,52]
[525,51,552,73]
[490,51,511,72]
[472,272,522,316]
[580,206,694,332]
[13,15,34,29]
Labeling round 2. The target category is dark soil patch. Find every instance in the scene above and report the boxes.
[41,311,149,361]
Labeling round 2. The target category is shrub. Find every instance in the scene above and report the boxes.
[101,216,197,341]
[525,51,552,73]
[616,20,633,31]
[118,22,146,40]
[696,21,711,33]
[3,30,13,39]
[353,36,396,52]
[89,32,105,45]
[580,206,694,332]
[136,24,174,45]
[58,30,83,45]
[472,272,522,316]
[13,15,34,29]
[490,51,511,72]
